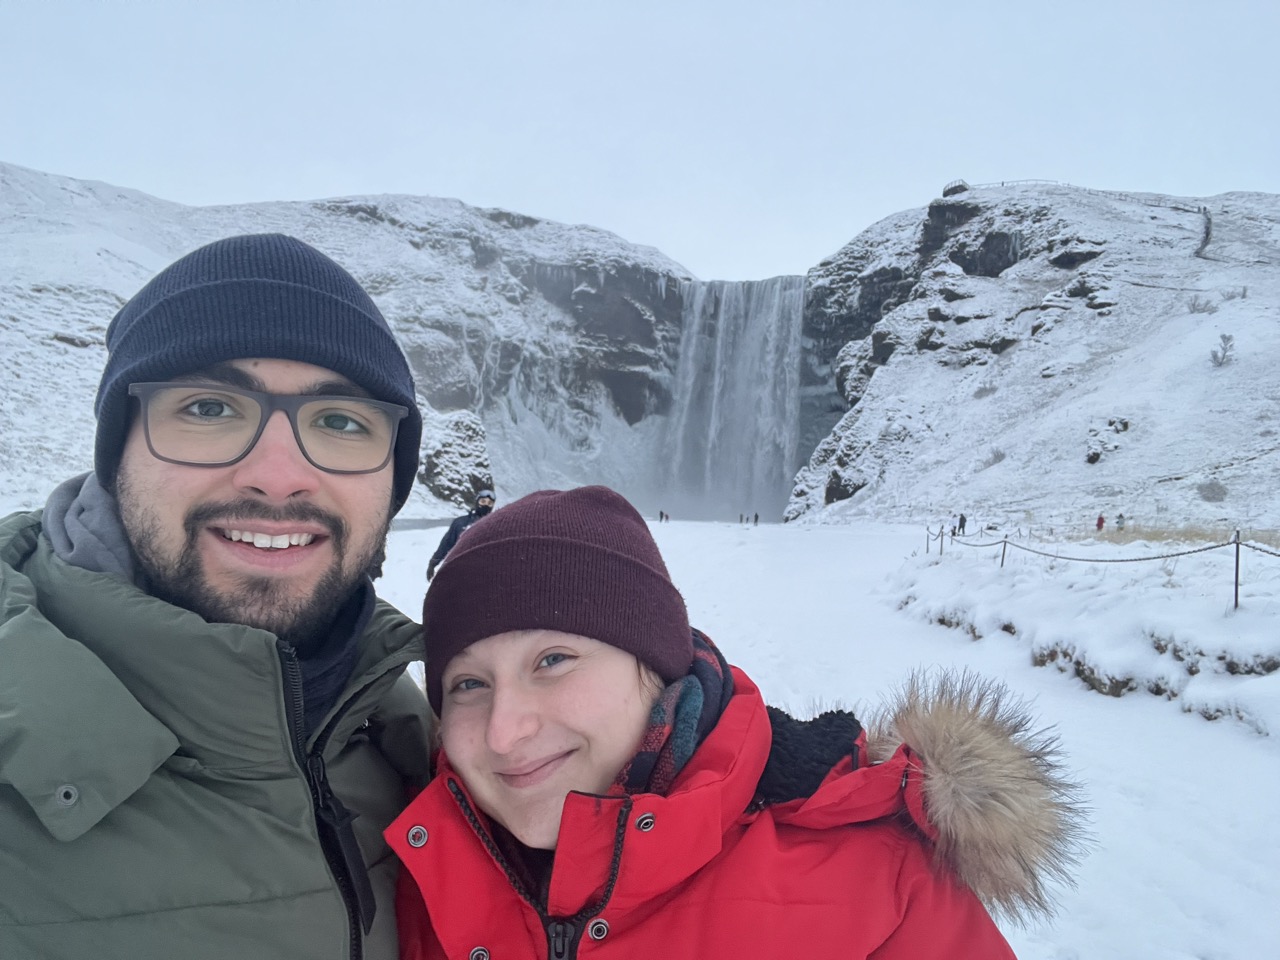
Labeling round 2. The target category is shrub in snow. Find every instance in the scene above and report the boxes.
[1196,480,1228,503]
[977,447,1007,470]
[1209,333,1235,367]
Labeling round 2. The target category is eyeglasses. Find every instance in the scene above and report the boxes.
[128,382,408,474]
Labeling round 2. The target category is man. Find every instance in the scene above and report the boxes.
[425,489,494,581]
[0,234,433,959]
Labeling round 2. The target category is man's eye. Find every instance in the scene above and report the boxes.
[449,677,485,693]
[538,653,571,669]
[183,398,238,419]
[314,411,370,435]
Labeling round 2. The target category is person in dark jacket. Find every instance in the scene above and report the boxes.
[426,489,495,581]
[0,234,433,960]
[389,486,1086,959]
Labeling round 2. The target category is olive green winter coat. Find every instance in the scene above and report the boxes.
[0,511,434,960]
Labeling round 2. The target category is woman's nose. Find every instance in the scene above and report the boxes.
[485,683,542,755]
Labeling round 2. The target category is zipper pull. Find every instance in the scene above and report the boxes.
[306,753,376,933]
[548,920,577,959]
[308,755,350,827]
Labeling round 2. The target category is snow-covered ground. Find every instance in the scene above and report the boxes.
[380,518,1280,960]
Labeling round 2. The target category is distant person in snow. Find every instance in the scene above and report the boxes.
[1116,513,1126,531]
[0,234,432,959]
[1096,514,1105,532]
[426,489,495,581]
[958,512,967,535]
[950,514,959,537]
[389,485,1085,959]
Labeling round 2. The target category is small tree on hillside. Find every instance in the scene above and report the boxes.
[1210,333,1235,367]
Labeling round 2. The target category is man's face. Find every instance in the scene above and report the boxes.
[114,358,395,648]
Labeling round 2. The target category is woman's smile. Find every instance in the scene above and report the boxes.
[494,750,576,789]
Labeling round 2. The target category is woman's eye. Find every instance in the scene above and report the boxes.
[538,652,571,669]
[449,677,485,693]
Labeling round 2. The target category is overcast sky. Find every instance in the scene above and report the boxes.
[3,0,1278,280]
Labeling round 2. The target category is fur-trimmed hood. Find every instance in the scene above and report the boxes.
[758,670,1089,924]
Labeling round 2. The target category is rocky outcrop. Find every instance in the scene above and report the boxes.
[786,182,1280,527]
[518,262,684,424]
[418,410,494,505]
[919,198,983,259]
[948,230,1027,277]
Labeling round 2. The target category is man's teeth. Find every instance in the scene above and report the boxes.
[222,530,316,549]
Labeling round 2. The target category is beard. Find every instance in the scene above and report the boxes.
[117,482,389,652]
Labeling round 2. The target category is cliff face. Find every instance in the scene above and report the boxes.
[0,163,692,515]
[787,183,1280,529]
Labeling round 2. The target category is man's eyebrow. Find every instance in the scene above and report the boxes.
[186,363,260,391]
[182,364,372,398]
[305,380,374,399]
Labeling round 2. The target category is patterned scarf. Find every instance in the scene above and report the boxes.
[614,628,733,796]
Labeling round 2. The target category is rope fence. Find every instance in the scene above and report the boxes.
[926,527,1274,609]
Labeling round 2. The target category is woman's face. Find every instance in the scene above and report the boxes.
[440,629,661,850]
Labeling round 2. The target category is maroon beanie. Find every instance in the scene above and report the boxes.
[422,486,693,713]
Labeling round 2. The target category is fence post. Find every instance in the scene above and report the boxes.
[926,528,931,555]
[1234,530,1241,610]
[939,528,943,556]
[1000,538,1008,568]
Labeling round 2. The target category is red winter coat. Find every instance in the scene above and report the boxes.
[387,668,1082,959]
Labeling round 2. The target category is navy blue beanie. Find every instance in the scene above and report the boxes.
[94,233,422,513]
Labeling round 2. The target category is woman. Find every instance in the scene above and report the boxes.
[388,486,1083,958]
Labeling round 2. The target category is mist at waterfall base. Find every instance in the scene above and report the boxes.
[380,519,1280,960]
[655,276,807,522]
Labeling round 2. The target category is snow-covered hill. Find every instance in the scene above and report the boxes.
[794,182,1280,533]
[0,161,692,516]
[4,163,1279,534]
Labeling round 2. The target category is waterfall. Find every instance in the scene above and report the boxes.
[661,276,805,520]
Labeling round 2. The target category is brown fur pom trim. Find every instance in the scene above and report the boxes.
[867,670,1090,924]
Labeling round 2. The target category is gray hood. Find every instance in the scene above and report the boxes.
[42,472,137,582]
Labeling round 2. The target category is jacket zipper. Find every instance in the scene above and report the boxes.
[280,643,370,960]
[446,779,625,960]
[548,919,581,959]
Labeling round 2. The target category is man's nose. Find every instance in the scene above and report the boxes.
[230,410,322,500]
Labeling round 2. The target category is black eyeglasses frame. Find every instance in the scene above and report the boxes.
[127,381,409,475]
